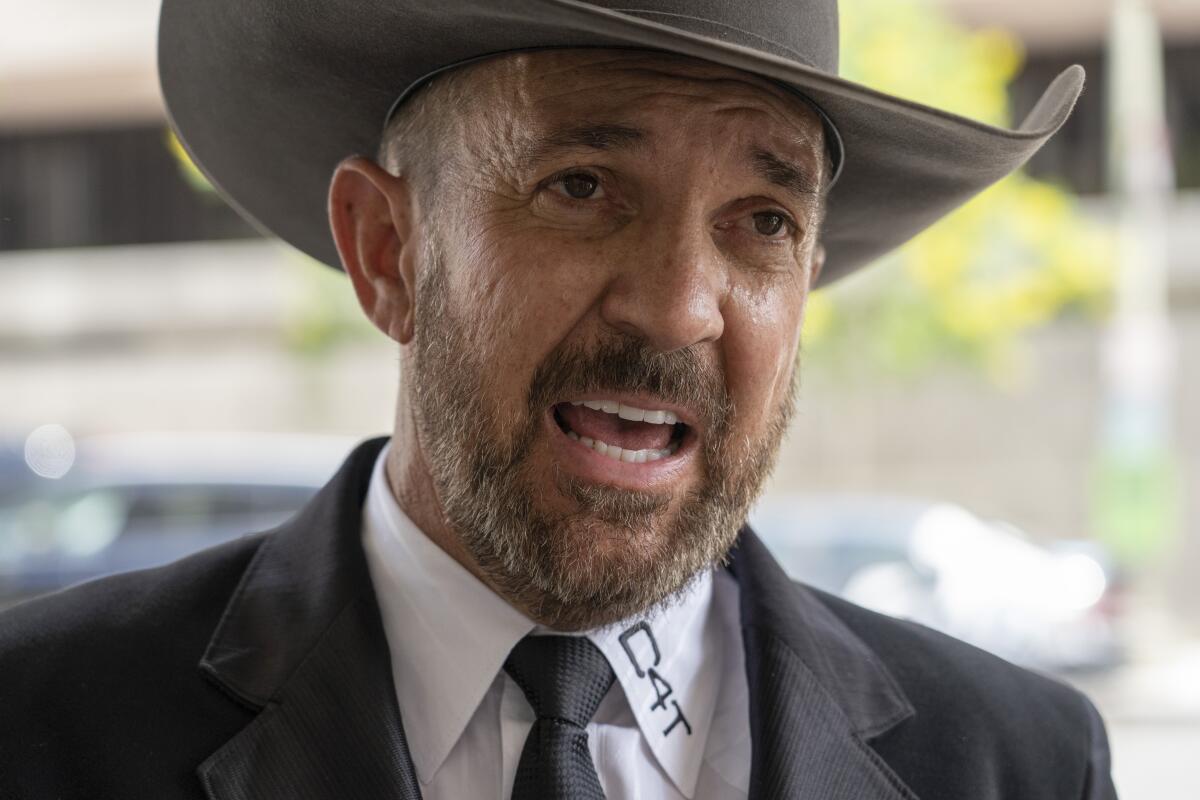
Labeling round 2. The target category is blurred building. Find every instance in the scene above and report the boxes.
[2,0,1200,618]
[0,1,400,440]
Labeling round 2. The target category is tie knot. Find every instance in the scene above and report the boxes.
[504,635,615,728]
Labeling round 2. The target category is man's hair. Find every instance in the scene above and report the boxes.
[376,67,481,222]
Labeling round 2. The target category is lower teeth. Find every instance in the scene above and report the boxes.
[565,431,679,463]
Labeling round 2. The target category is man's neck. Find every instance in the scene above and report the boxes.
[384,421,541,623]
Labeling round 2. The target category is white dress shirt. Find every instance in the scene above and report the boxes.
[361,440,752,800]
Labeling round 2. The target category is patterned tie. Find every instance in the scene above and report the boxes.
[504,635,616,800]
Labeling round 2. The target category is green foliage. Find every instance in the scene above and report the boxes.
[803,0,1115,382]
[1091,445,1181,566]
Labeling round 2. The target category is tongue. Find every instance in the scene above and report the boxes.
[557,404,674,451]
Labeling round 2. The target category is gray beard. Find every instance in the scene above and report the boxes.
[409,234,798,630]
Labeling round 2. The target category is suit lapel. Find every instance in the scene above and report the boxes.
[195,436,422,800]
[729,530,919,800]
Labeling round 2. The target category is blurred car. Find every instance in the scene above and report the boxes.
[0,431,356,608]
[750,494,1124,673]
[0,439,36,504]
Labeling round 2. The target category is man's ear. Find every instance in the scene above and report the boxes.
[328,156,419,344]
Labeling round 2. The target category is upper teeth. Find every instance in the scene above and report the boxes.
[571,400,679,426]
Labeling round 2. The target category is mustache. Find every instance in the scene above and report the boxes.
[526,333,732,432]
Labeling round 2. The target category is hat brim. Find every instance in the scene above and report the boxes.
[158,0,1084,287]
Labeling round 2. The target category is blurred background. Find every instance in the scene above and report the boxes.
[1,0,1197,795]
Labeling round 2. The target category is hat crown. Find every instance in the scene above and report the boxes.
[584,0,839,73]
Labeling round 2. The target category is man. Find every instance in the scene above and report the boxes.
[0,1,1115,798]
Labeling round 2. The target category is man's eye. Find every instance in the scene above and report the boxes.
[752,211,791,238]
[550,172,604,200]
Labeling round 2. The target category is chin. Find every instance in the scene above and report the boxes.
[505,502,728,632]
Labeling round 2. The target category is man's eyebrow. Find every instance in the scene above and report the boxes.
[518,122,648,168]
[750,148,823,202]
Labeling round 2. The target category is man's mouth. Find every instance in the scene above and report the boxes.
[552,399,691,464]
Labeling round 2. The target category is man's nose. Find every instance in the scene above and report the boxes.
[598,217,727,353]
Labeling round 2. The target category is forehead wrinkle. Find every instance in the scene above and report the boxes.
[649,103,827,197]
[751,149,822,201]
[534,78,814,131]
[519,94,820,154]
[532,52,809,105]
[514,121,650,174]
[704,105,826,195]
[504,50,822,126]
[461,52,827,194]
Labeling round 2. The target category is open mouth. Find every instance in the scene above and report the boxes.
[552,399,691,464]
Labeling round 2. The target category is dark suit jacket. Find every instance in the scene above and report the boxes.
[0,436,1117,799]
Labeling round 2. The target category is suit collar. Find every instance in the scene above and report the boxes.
[197,434,917,799]
[728,530,917,798]
[728,530,917,740]
[197,435,422,799]
[198,435,390,708]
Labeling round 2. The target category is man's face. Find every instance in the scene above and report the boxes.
[406,50,826,629]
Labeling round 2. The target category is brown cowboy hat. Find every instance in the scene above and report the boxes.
[157,0,1083,287]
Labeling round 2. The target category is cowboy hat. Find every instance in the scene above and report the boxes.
[157,0,1083,287]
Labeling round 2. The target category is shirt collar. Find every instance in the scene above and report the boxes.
[361,440,535,783]
[362,440,723,797]
[591,569,721,798]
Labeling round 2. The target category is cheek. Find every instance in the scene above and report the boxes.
[721,282,807,422]
[449,228,614,391]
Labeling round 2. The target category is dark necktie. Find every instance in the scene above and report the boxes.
[504,635,616,800]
